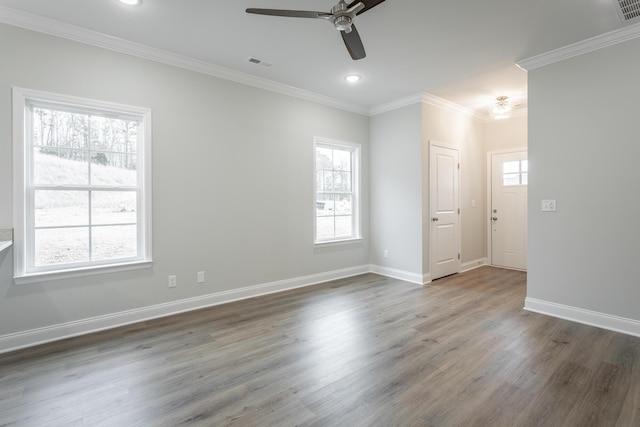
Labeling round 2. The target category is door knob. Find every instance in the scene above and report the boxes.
[492,217,498,221]
[431,217,439,222]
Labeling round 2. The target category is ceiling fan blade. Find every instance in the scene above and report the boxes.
[246,8,332,19]
[349,0,386,15]
[341,25,366,60]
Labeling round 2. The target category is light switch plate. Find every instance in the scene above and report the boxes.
[542,200,556,212]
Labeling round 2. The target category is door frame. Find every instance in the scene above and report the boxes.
[486,147,528,267]
[429,140,461,280]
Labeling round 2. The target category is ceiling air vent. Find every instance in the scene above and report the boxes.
[246,57,272,67]
[613,0,640,21]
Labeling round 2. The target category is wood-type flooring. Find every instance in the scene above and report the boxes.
[1,267,639,426]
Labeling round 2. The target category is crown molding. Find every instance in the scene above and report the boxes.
[421,93,486,121]
[369,92,487,121]
[0,6,369,116]
[368,93,424,116]
[368,91,519,122]
[517,22,640,71]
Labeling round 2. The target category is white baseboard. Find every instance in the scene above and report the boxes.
[461,258,487,272]
[370,264,429,285]
[0,265,370,354]
[524,297,640,338]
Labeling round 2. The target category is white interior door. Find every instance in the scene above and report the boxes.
[491,150,528,270]
[430,143,460,280]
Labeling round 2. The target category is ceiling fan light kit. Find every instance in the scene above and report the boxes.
[246,0,386,60]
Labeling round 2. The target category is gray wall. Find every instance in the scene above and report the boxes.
[369,104,424,276]
[528,36,640,321]
[0,23,370,336]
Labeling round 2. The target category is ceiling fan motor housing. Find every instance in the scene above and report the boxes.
[330,0,364,32]
[334,15,353,32]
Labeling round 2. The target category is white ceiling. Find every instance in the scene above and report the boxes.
[0,0,633,116]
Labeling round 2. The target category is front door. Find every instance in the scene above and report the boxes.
[430,143,460,280]
[490,150,528,270]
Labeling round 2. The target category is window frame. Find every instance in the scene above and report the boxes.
[313,136,362,246]
[12,87,152,284]
[502,159,528,186]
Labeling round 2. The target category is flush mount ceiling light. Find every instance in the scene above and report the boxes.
[492,96,512,120]
[119,0,141,5]
[345,74,361,83]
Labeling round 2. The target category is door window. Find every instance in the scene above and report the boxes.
[502,160,528,186]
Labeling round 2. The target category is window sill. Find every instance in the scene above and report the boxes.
[0,241,12,253]
[14,260,153,285]
[314,237,363,248]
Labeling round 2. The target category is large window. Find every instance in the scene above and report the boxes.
[13,88,152,283]
[314,137,361,244]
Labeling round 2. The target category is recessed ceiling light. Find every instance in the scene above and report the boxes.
[119,0,141,5]
[345,74,361,83]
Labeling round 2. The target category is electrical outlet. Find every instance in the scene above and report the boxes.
[197,271,205,283]
[542,200,557,212]
[168,275,177,288]
[384,249,389,258]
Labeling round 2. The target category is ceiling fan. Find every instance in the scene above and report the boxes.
[246,0,386,60]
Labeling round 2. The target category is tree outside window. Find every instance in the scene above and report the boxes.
[314,138,360,244]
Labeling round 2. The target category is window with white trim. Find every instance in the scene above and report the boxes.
[12,88,152,283]
[314,137,361,244]
[502,160,528,186]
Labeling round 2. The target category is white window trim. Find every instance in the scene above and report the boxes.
[12,87,153,284]
[313,136,362,246]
